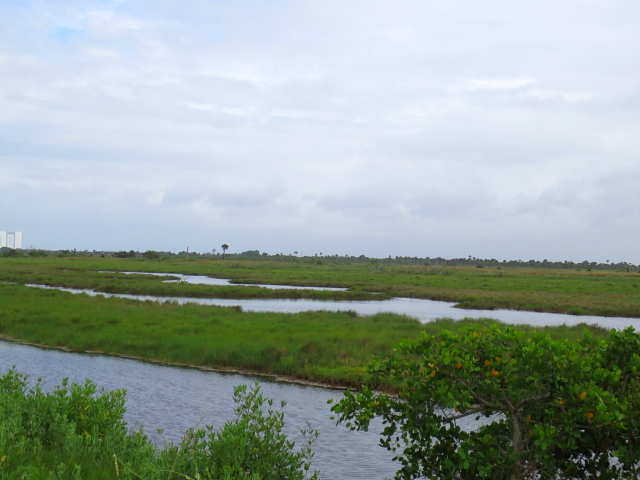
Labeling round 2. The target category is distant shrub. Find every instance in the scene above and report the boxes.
[114,250,137,258]
[142,250,160,260]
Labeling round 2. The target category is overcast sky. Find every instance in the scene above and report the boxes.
[2,0,640,262]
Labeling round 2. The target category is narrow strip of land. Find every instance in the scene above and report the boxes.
[0,282,611,389]
[2,257,640,317]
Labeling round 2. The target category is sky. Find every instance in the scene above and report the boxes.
[1,0,640,262]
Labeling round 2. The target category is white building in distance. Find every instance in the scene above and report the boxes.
[0,231,23,249]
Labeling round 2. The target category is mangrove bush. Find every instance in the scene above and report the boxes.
[330,326,640,480]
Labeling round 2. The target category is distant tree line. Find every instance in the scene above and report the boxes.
[0,246,637,271]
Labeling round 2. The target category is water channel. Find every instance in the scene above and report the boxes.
[28,283,640,330]
[1,340,399,479]
[101,271,348,291]
[9,274,640,478]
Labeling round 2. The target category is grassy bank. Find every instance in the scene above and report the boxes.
[0,259,384,301]
[2,256,640,317]
[0,283,611,389]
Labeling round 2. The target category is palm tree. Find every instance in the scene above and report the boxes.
[221,244,229,260]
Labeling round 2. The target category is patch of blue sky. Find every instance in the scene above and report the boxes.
[49,27,83,44]
[1,0,32,7]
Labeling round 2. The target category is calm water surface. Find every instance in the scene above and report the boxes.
[1,341,398,479]
[102,271,348,291]
[28,284,640,330]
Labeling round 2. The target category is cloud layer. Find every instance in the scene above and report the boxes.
[2,0,640,261]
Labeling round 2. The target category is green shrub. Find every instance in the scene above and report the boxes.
[162,384,319,480]
[0,369,319,480]
[331,326,640,480]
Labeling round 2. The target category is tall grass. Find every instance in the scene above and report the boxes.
[0,283,611,388]
[2,256,640,317]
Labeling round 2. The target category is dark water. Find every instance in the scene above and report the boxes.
[28,284,640,330]
[1,341,398,479]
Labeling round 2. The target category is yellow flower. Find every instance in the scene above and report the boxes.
[494,357,501,361]
[491,369,499,376]
[484,360,492,366]
[579,391,587,401]
[585,412,594,420]
[430,370,436,377]
[1,455,6,463]
[455,362,463,369]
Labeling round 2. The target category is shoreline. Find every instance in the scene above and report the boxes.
[3,258,640,319]
[0,334,357,392]
[21,281,640,319]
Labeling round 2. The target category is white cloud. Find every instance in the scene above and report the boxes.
[458,78,537,91]
[523,89,596,102]
[1,0,640,261]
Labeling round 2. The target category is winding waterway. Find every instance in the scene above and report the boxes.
[9,275,640,478]
[102,271,348,291]
[28,283,640,330]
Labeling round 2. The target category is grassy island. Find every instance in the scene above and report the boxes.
[2,256,640,317]
[0,283,613,389]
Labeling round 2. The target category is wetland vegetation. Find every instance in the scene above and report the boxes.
[1,256,640,317]
[0,368,319,480]
[0,277,615,389]
[331,326,640,479]
[1,255,640,478]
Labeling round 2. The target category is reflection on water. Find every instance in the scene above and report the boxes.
[101,271,348,292]
[28,283,640,330]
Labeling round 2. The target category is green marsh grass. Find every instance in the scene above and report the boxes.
[0,283,612,388]
[2,256,640,317]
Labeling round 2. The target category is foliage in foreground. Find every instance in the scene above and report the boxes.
[330,326,640,480]
[0,369,319,480]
